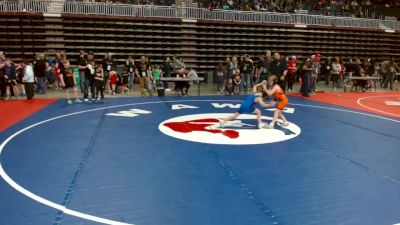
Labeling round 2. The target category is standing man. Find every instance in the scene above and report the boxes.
[240,55,254,94]
[308,54,320,95]
[162,56,172,90]
[83,51,95,101]
[34,54,46,94]
[270,52,288,92]
[22,59,35,100]
[301,56,313,97]
[126,56,135,91]
[102,52,115,93]
[135,56,153,96]
[383,57,399,90]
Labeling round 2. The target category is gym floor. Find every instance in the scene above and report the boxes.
[0,90,399,225]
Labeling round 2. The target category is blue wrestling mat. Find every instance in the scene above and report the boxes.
[0,96,399,225]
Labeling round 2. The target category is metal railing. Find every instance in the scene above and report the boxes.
[1,0,399,30]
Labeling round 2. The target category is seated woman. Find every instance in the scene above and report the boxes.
[174,68,190,96]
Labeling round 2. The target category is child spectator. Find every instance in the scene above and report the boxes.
[52,61,62,90]
[121,66,130,94]
[94,64,104,101]
[152,64,161,88]
[109,70,117,95]
[45,62,54,87]
[233,70,241,95]
[225,78,234,95]
[4,58,17,99]
[59,60,82,104]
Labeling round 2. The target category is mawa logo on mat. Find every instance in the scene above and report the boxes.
[159,113,301,145]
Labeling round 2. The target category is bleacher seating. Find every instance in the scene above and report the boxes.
[0,11,399,74]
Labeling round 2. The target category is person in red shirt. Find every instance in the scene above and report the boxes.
[287,55,297,92]
[52,62,61,90]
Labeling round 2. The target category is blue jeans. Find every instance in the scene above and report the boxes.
[83,78,94,99]
[36,77,46,94]
[301,73,311,96]
[241,73,252,94]
[128,72,135,90]
[79,71,85,93]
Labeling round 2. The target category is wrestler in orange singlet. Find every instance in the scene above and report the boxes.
[263,75,289,129]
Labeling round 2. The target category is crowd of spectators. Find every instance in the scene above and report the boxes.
[75,0,400,19]
[203,0,400,18]
[1,50,399,103]
[0,50,200,102]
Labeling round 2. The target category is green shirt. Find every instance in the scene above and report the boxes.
[153,69,161,80]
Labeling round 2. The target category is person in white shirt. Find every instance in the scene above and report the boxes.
[187,67,199,84]
[330,58,341,91]
[21,60,35,100]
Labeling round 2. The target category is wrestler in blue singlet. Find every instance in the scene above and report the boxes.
[238,94,258,114]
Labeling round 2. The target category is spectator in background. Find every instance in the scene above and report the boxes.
[77,50,87,93]
[254,56,264,84]
[225,56,234,80]
[287,55,297,92]
[270,52,288,92]
[175,68,190,96]
[152,64,161,88]
[187,67,199,85]
[373,61,380,77]
[55,51,65,76]
[126,56,135,91]
[353,58,367,91]
[136,56,153,96]
[330,58,341,91]
[338,58,346,88]
[216,62,225,94]
[3,58,17,99]
[308,54,319,95]
[60,60,82,104]
[83,51,95,101]
[225,78,234,95]
[94,63,104,101]
[240,55,254,94]
[34,54,46,94]
[233,69,241,95]
[21,59,35,100]
[0,52,6,99]
[162,56,172,90]
[301,56,313,97]
[383,57,399,90]
[172,56,185,75]
[15,62,25,97]
[102,52,115,93]
[231,56,239,78]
